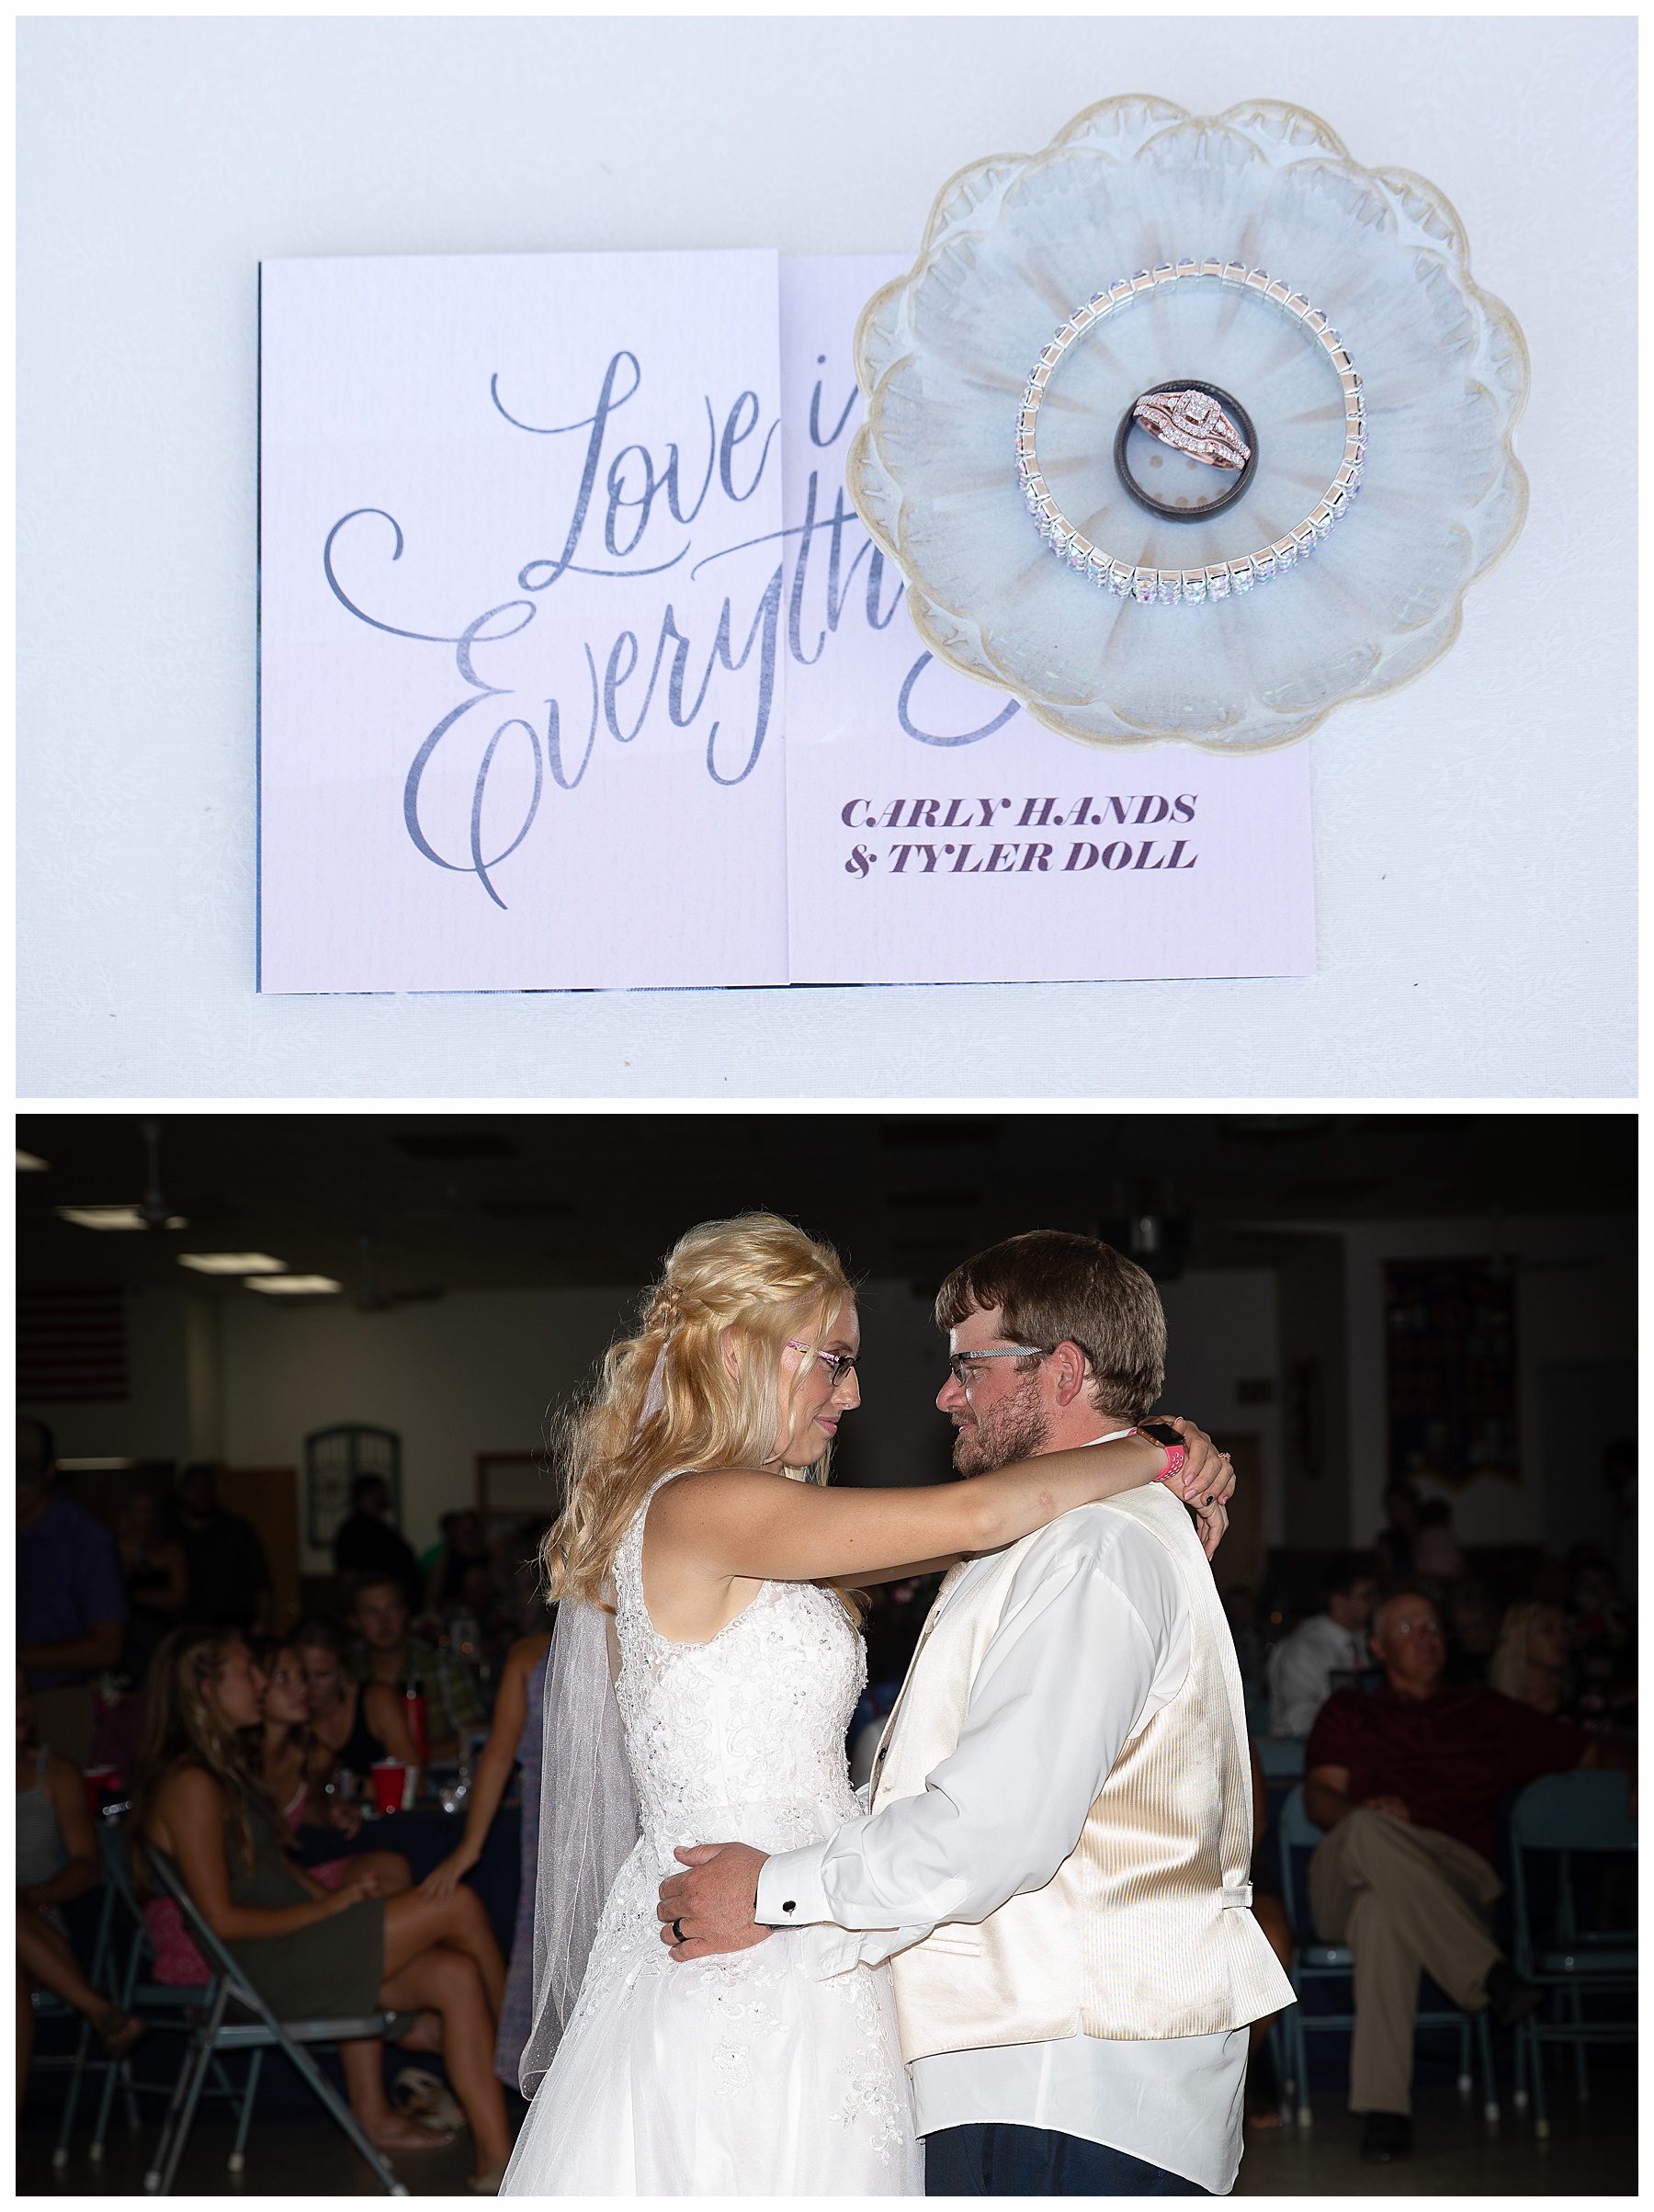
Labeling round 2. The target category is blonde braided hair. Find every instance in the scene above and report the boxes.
[543,1213,855,1608]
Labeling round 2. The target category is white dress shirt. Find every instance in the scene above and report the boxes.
[755,1493,1250,2194]
[1265,1611,1367,1738]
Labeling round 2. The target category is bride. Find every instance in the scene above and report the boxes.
[502,1214,1230,2197]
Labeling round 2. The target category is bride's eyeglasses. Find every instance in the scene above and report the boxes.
[946,1346,1044,1387]
[787,1341,859,1387]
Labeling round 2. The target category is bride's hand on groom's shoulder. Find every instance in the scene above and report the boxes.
[1190,1492,1229,1560]
[1147,1417,1233,1560]
[657,1842,772,1962]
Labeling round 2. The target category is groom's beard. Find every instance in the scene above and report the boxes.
[951,1371,1053,1476]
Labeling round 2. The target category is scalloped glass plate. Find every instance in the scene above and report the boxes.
[849,96,1529,751]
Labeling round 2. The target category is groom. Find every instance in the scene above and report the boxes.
[658,1229,1292,2195]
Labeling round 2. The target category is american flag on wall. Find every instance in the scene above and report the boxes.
[17,1287,129,1403]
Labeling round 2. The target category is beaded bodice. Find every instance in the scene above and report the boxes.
[510,1473,922,2195]
[612,1473,865,1864]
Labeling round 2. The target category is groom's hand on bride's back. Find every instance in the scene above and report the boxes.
[657,1842,772,1961]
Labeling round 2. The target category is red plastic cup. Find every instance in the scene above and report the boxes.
[369,1761,406,1816]
[82,1764,119,1814]
[402,1692,428,1766]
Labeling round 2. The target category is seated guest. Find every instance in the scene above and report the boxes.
[1223,1583,1268,1705]
[415,1626,554,2089]
[1372,1480,1421,1585]
[1411,1497,1464,1582]
[1567,1549,1637,1730]
[17,1416,128,1766]
[1443,1578,1501,1688]
[499,1517,556,1637]
[462,1562,504,1616]
[248,1637,413,1895]
[346,1573,481,1764]
[1530,1553,1570,1607]
[463,1565,521,1692]
[296,1617,420,1787]
[419,1513,459,1594]
[425,1511,494,1615]
[171,1465,274,1637]
[442,1555,513,1672]
[17,1667,145,2105]
[1266,1559,1377,1737]
[334,1477,424,1611]
[1304,1587,1636,2166]
[1569,1548,1627,1619]
[131,1625,513,2190]
[87,1688,149,1797]
[142,1636,420,1991]
[1488,1601,1572,1716]
[115,1492,188,1688]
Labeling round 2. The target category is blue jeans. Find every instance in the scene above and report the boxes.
[925,2121,1211,2195]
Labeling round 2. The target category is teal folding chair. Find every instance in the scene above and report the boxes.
[88,1812,260,2166]
[138,1846,409,2195]
[1275,1785,1498,2128]
[1506,1769,1636,2138]
[1255,1738,1307,1781]
[25,1870,120,2169]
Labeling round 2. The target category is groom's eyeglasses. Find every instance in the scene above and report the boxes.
[946,1346,1045,1387]
[787,1341,859,1387]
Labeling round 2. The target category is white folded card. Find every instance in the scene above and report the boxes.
[257,250,1314,992]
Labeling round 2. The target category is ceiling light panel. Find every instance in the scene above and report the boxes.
[245,1275,342,1296]
[55,1205,150,1231]
[178,1253,289,1276]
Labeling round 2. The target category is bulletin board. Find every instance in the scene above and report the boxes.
[1383,1258,1518,1486]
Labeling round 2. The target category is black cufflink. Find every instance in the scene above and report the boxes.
[782,1900,796,1913]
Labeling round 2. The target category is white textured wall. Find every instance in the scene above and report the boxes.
[221,1287,632,1571]
[1160,1268,1283,1545]
[18,15,1633,1097]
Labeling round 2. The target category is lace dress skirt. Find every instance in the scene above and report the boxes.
[501,1821,918,2196]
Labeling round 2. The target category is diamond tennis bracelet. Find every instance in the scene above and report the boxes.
[1016,259,1366,605]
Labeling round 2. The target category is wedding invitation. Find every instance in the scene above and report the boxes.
[257,251,1314,992]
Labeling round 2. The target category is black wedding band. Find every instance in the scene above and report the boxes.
[671,1918,685,1943]
[1115,381,1258,523]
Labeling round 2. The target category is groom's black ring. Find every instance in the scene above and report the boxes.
[671,1918,685,1943]
[1114,380,1257,522]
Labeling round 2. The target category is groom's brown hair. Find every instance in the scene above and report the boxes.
[935,1230,1166,1424]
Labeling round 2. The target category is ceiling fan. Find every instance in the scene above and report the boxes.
[55,1117,187,1232]
[353,1232,444,1313]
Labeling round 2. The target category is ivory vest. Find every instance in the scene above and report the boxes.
[870,1480,1295,2062]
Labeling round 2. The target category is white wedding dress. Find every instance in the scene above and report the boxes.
[501,1475,922,2195]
